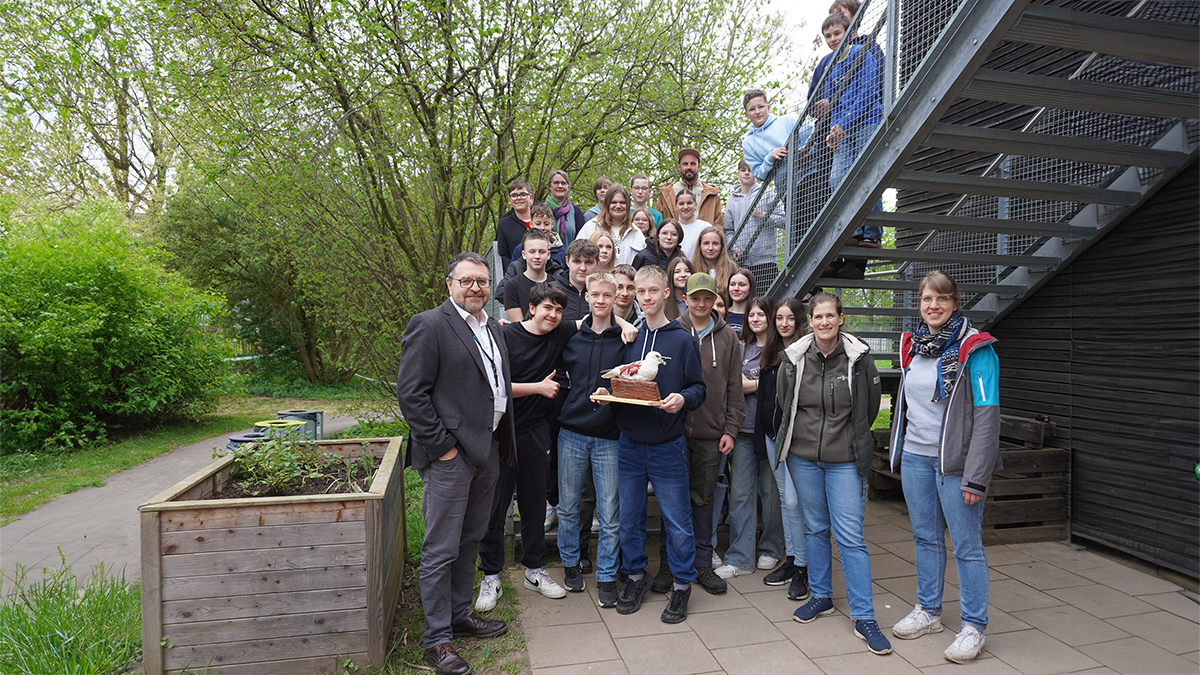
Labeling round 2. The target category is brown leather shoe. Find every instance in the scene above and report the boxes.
[451,612,507,638]
[425,642,472,675]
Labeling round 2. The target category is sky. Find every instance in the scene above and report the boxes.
[768,0,841,113]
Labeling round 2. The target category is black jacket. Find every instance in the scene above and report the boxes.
[557,317,625,440]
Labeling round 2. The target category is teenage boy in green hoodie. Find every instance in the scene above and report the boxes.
[656,272,745,596]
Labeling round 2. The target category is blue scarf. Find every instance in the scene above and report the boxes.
[909,312,967,402]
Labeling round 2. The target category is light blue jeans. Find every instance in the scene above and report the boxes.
[901,452,990,632]
[770,437,806,564]
[788,454,875,620]
[618,435,696,583]
[557,429,620,583]
[723,434,784,569]
[830,123,883,240]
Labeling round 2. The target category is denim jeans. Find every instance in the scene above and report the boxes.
[769,437,806,564]
[829,123,883,240]
[558,429,620,583]
[709,457,729,552]
[724,433,784,569]
[901,452,990,632]
[619,435,696,583]
[788,454,875,620]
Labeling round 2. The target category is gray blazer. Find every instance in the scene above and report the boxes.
[396,299,517,471]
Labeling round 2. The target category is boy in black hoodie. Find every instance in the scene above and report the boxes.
[556,271,627,607]
[595,264,706,624]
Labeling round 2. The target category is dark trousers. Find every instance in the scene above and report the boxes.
[479,422,550,574]
[418,438,500,647]
[659,436,721,567]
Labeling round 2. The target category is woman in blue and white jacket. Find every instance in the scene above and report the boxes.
[889,270,1001,665]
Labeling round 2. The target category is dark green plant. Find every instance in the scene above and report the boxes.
[223,432,326,496]
[0,200,233,453]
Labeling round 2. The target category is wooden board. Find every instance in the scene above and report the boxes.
[162,587,368,625]
[158,501,366,532]
[165,629,368,670]
[141,511,164,675]
[161,566,367,602]
[983,497,1066,526]
[165,652,368,675]
[161,521,365,555]
[164,607,368,644]
[590,393,662,407]
[161,543,368,578]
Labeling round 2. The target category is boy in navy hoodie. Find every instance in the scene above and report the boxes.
[595,264,706,624]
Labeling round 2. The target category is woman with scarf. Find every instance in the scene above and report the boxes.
[544,169,587,241]
[888,270,1001,665]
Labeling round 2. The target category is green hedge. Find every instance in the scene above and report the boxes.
[0,202,232,452]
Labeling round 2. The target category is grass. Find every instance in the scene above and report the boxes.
[0,396,355,524]
[0,555,141,675]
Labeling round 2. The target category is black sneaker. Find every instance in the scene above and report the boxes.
[578,556,593,575]
[661,585,692,624]
[651,559,673,594]
[763,556,797,586]
[787,566,811,601]
[617,575,650,615]
[597,580,618,608]
[693,566,728,595]
[563,565,585,593]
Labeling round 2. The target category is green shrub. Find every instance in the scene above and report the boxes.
[0,202,232,453]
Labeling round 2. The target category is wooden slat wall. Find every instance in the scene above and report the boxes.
[989,160,1199,577]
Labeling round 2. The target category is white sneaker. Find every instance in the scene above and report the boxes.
[756,555,779,570]
[892,603,943,639]
[524,568,567,599]
[714,563,754,579]
[544,504,557,532]
[711,551,722,567]
[475,575,502,612]
[944,624,986,663]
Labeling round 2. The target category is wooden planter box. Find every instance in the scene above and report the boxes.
[139,437,406,675]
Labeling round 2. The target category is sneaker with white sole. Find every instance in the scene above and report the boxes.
[756,554,779,570]
[714,563,754,579]
[892,603,942,639]
[524,568,567,599]
[944,624,985,663]
[543,504,557,532]
[711,551,722,568]
[855,619,893,655]
[475,575,502,612]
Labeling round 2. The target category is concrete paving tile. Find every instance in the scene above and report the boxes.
[598,598,689,639]
[710,639,822,674]
[1075,562,1185,596]
[985,629,1101,675]
[987,578,1065,613]
[1070,669,1117,674]
[938,600,1031,635]
[887,629,958,668]
[812,650,923,674]
[871,592,918,629]
[863,523,914,544]
[1023,542,1113,571]
[1106,610,1200,655]
[520,587,604,627]
[1182,650,1199,664]
[526,622,620,669]
[1047,583,1156,619]
[721,568,769,594]
[1139,590,1200,623]
[687,607,786,649]
[776,613,865,659]
[875,575,960,607]
[1009,605,1131,646]
[686,585,752,613]
[1077,636,1199,674]
[876,514,915,532]
[917,654,1019,674]
[534,661,629,675]
[614,632,720,675]
[872,551,918,580]
[879,538,917,563]
[743,584,804,620]
[983,545,1038,567]
[992,562,1094,590]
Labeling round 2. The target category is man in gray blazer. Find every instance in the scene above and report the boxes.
[397,251,518,675]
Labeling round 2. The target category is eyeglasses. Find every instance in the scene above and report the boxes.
[550,180,569,186]
[450,277,491,289]
[919,294,953,305]
[509,192,531,199]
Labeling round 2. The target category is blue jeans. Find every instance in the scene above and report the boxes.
[770,437,805,564]
[830,123,883,240]
[558,429,620,583]
[901,452,990,632]
[788,455,875,620]
[724,434,784,569]
[618,435,696,583]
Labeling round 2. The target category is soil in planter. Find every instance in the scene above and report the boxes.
[208,455,382,500]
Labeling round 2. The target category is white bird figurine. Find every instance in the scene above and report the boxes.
[602,351,669,381]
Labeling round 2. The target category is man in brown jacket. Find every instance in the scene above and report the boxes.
[651,272,744,597]
[655,148,725,227]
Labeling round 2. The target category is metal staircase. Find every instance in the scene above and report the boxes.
[734,0,1198,366]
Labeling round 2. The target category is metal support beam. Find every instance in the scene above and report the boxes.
[844,306,995,320]
[963,70,1198,119]
[839,246,1055,268]
[864,212,1098,238]
[816,277,1026,296]
[925,124,1189,168]
[1007,4,1200,67]
[892,170,1142,205]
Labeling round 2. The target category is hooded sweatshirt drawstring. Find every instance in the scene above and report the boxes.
[690,325,718,368]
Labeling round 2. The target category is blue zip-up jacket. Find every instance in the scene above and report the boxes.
[743,113,799,182]
[820,43,883,134]
[558,316,625,440]
[613,320,706,445]
[889,326,1003,496]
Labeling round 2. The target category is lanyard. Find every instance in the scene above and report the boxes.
[473,329,500,389]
